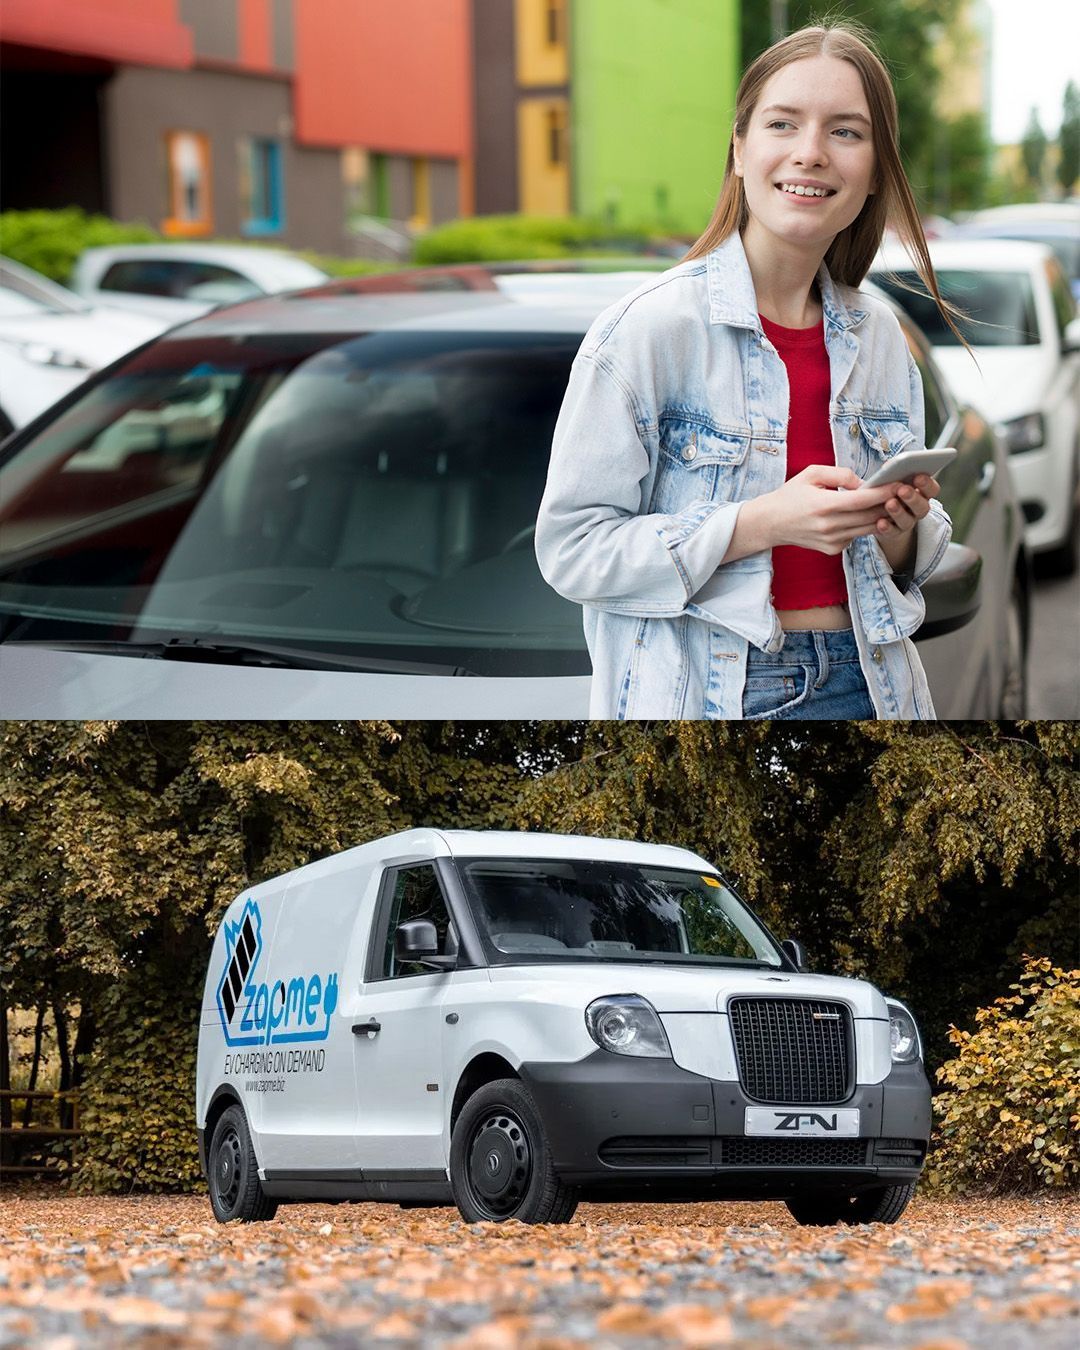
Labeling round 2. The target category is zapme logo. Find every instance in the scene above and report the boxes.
[774,1112,839,1132]
[215,899,338,1047]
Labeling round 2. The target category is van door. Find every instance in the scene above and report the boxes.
[352,862,457,1171]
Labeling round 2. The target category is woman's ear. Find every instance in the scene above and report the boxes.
[732,136,744,177]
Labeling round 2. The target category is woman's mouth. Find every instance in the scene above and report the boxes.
[775,182,837,198]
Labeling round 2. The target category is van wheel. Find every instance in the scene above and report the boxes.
[207,1104,278,1222]
[786,1180,917,1226]
[450,1079,578,1225]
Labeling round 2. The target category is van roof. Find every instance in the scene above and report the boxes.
[235,829,716,899]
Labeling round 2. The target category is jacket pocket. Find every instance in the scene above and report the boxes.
[652,413,750,513]
[854,416,917,480]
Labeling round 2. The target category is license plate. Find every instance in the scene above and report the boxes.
[745,1107,860,1137]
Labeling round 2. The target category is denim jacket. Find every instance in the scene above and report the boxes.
[534,232,952,719]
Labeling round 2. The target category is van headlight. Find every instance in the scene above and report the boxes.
[585,995,671,1058]
[886,1000,921,1063]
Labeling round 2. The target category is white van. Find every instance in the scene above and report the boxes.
[196,829,931,1227]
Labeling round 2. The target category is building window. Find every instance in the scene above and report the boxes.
[545,0,565,47]
[241,137,284,235]
[163,131,212,237]
[546,107,567,167]
[408,157,431,230]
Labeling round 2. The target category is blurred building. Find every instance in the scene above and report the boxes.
[1,0,737,256]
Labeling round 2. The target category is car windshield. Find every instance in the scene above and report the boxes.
[0,329,587,675]
[458,859,784,967]
[871,268,1040,346]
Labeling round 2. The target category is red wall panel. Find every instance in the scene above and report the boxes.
[1,0,192,68]
[238,0,273,72]
[293,0,471,157]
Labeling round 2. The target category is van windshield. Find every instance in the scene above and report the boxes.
[457,859,784,968]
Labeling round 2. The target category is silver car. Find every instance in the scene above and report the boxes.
[0,260,1030,718]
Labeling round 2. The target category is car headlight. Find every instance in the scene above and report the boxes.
[886,1000,921,1063]
[2,339,93,371]
[999,412,1045,454]
[585,995,671,1058]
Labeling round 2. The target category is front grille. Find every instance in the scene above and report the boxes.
[729,998,853,1103]
[599,1137,711,1168]
[719,1137,868,1168]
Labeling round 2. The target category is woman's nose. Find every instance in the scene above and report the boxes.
[793,129,829,165]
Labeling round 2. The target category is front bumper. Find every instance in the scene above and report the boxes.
[519,1051,931,1198]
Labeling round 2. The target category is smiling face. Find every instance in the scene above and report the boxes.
[733,54,877,260]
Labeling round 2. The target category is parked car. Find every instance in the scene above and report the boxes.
[953,203,1080,302]
[0,258,1030,717]
[0,256,166,437]
[872,238,1080,575]
[198,827,931,1226]
[70,243,329,325]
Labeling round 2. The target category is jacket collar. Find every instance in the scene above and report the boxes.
[705,231,869,333]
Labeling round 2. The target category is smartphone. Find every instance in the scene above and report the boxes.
[862,447,958,488]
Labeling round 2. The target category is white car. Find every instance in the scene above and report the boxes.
[71,243,329,325]
[196,828,931,1227]
[0,256,165,437]
[951,204,1080,305]
[0,261,1030,718]
[872,238,1080,573]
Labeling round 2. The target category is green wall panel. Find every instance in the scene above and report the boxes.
[570,0,739,233]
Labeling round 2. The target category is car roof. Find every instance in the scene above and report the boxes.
[80,242,327,278]
[873,238,1053,273]
[160,258,676,337]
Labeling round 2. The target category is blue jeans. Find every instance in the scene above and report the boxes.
[742,628,875,720]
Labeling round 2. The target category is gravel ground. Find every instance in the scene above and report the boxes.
[0,1191,1077,1348]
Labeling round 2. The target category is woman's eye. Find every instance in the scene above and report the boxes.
[766,120,793,130]
[833,127,862,139]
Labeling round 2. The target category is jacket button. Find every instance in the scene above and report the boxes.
[871,647,883,663]
[848,423,859,438]
[683,445,698,461]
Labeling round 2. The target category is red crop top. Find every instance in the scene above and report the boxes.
[760,313,848,611]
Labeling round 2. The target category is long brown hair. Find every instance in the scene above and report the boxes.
[682,20,967,345]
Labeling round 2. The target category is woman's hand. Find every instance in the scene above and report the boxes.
[724,464,922,563]
[872,473,942,572]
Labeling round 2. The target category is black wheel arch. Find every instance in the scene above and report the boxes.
[450,1053,519,1134]
[200,1084,245,1178]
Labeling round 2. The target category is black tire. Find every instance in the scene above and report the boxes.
[449,1078,578,1225]
[207,1104,278,1222]
[786,1181,917,1226]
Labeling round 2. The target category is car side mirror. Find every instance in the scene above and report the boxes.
[781,938,808,972]
[916,542,982,639]
[394,919,456,970]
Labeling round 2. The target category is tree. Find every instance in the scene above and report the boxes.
[1058,81,1079,196]
[1021,107,1048,189]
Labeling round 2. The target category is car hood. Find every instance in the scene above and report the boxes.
[0,309,166,366]
[930,345,1052,422]
[0,645,592,717]
[487,963,889,1017]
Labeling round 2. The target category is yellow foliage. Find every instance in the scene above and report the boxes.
[929,957,1080,1193]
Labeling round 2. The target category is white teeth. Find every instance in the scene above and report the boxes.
[780,183,831,196]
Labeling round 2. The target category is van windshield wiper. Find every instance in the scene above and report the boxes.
[9,637,481,676]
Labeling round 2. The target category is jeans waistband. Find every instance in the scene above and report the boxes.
[748,628,860,667]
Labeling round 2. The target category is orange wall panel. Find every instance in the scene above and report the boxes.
[238,0,273,72]
[1,0,192,68]
[293,0,471,157]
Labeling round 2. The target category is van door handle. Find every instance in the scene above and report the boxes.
[978,461,996,495]
[352,1021,381,1037]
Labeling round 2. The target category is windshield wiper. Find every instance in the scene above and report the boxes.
[9,637,481,677]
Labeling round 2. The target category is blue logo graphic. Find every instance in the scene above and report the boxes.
[215,899,338,1047]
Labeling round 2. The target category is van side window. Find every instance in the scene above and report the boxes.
[382,864,455,978]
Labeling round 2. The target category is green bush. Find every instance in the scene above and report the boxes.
[413,213,679,265]
[0,208,161,284]
[929,957,1080,1193]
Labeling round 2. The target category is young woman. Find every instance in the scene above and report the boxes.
[535,22,957,720]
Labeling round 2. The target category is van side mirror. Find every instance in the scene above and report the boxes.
[395,919,456,970]
[781,938,808,972]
